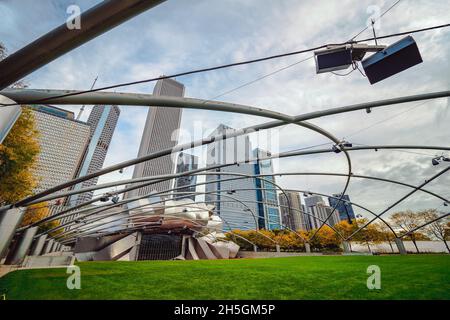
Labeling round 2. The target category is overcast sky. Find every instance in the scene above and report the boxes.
[1,0,449,219]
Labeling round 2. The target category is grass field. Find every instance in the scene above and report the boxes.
[0,255,449,300]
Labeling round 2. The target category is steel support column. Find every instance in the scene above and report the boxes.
[42,239,54,255]
[50,241,59,253]
[395,238,407,255]
[4,226,38,265]
[0,207,25,261]
[30,234,48,256]
[342,241,351,253]
[305,243,311,253]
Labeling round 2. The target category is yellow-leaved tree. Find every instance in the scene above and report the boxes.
[20,202,62,237]
[0,107,41,205]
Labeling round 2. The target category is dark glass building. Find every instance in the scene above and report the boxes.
[254,148,281,230]
[328,194,356,222]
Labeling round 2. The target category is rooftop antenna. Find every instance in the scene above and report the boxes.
[76,76,98,120]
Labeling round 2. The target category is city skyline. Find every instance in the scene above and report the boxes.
[0,0,448,218]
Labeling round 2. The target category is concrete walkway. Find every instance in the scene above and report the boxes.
[0,265,20,278]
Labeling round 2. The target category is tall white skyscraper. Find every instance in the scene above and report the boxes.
[126,78,185,199]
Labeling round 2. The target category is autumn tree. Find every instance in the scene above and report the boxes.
[308,225,341,251]
[390,211,425,253]
[20,202,50,227]
[358,223,383,253]
[334,220,358,251]
[0,43,40,205]
[0,42,6,60]
[420,209,450,253]
[374,222,396,253]
[0,107,41,205]
[273,229,305,251]
[348,219,377,252]
[19,202,62,237]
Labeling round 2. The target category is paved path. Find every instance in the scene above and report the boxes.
[0,265,20,278]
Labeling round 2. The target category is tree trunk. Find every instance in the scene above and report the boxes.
[412,239,420,253]
[388,240,394,253]
[366,241,371,253]
[444,240,450,254]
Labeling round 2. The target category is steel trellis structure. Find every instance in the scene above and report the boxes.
[1,0,449,263]
[1,89,449,255]
[25,161,449,243]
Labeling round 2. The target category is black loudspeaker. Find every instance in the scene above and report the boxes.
[315,46,353,74]
[362,36,423,84]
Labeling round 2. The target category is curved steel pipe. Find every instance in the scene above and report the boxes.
[32,173,318,241]
[3,87,449,223]
[346,165,450,240]
[52,186,341,243]
[55,190,303,244]
[4,88,448,246]
[3,89,449,122]
[59,193,274,244]
[20,144,448,208]
[0,87,358,208]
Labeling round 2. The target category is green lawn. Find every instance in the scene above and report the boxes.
[0,255,449,300]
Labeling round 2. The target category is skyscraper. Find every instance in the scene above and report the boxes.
[254,148,281,230]
[205,124,258,231]
[328,194,356,222]
[174,152,198,201]
[306,204,341,229]
[68,105,120,206]
[304,195,325,207]
[126,78,185,199]
[304,194,340,229]
[29,105,90,195]
[279,191,308,231]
